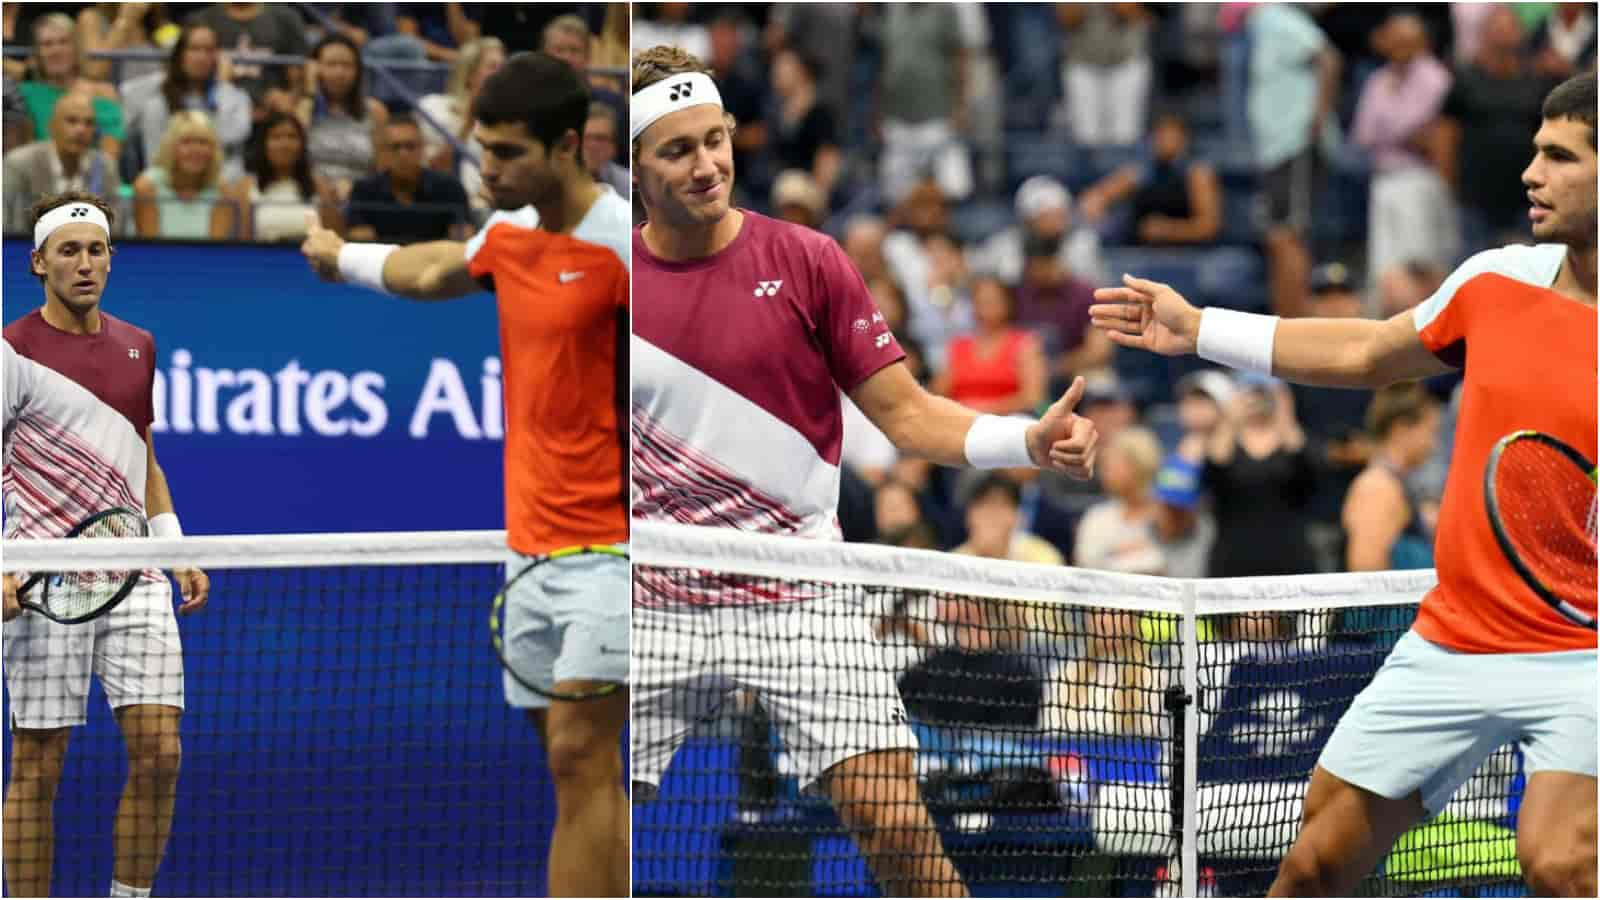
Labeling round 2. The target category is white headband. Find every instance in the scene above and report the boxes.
[630,72,724,143]
[34,202,111,249]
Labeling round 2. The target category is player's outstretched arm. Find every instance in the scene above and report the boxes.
[299,213,481,301]
[850,362,1099,480]
[1089,274,1452,389]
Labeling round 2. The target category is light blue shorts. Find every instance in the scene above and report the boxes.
[1320,630,1598,816]
[501,545,629,709]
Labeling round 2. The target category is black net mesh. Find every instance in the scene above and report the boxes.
[2,559,554,897]
[634,546,1525,899]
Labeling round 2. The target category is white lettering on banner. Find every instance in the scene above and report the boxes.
[480,357,504,440]
[151,350,497,440]
[410,358,481,439]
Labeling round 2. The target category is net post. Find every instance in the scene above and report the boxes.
[1180,580,1200,898]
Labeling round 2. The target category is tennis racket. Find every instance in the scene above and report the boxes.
[1483,430,1597,630]
[489,545,628,702]
[15,507,149,624]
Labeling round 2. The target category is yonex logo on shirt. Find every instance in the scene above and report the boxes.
[874,333,891,349]
[668,81,694,102]
[127,348,139,360]
[753,280,782,298]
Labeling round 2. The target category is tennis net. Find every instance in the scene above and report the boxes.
[2,530,551,897]
[631,521,1527,898]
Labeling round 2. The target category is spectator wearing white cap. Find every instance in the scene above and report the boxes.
[966,174,1107,288]
[1174,368,1235,464]
[769,168,826,230]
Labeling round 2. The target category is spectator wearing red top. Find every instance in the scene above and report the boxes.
[933,276,1046,416]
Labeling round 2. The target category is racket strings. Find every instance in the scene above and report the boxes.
[1494,442,1598,601]
[45,510,146,619]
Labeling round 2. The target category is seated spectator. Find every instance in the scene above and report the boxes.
[953,473,1063,565]
[1077,111,1222,246]
[4,92,122,233]
[395,3,481,64]
[16,13,124,161]
[1074,426,1166,576]
[873,479,927,541]
[1335,383,1441,645]
[582,102,628,196]
[932,276,1046,416]
[132,110,235,239]
[1352,12,1457,279]
[541,14,592,75]
[313,4,436,110]
[1174,369,1234,464]
[1204,373,1317,577]
[1343,383,1441,573]
[883,183,975,369]
[1057,2,1153,146]
[226,111,339,242]
[1149,455,1215,579]
[767,46,839,201]
[633,3,711,69]
[127,24,253,184]
[78,3,169,85]
[1291,263,1376,524]
[769,169,826,230]
[967,175,1106,288]
[1077,374,1139,446]
[898,596,1043,730]
[184,2,309,121]
[346,115,471,244]
[842,214,891,283]
[417,36,505,210]
[706,8,768,200]
[1014,230,1111,386]
[1045,600,1160,736]
[296,34,388,200]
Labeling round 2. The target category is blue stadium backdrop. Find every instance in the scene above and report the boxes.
[1,240,560,896]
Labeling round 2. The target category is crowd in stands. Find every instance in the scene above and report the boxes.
[2,2,627,242]
[630,2,1593,739]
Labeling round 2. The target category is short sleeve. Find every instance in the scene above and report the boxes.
[1414,244,1565,367]
[463,205,539,280]
[814,238,904,392]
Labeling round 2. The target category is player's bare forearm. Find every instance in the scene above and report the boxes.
[382,241,483,300]
[851,364,978,467]
[1270,313,1450,388]
[144,430,175,518]
[1092,277,1452,390]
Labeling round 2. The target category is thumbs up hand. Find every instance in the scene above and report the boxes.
[299,210,345,282]
[1026,375,1099,480]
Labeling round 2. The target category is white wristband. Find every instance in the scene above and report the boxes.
[1196,308,1279,375]
[337,243,399,295]
[964,415,1035,470]
[148,513,182,539]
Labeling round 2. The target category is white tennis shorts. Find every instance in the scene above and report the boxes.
[3,578,185,730]
[632,595,920,798]
[1320,629,1598,816]
[501,546,630,709]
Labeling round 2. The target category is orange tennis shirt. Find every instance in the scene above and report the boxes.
[464,191,630,555]
[1411,243,1597,653]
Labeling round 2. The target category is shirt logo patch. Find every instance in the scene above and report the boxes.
[853,318,870,332]
[753,280,782,298]
[874,333,892,349]
[559,270,585,284]
[127,347,140,360]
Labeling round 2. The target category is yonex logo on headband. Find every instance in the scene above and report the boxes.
[33,202,112,249]
[630,72,724,142]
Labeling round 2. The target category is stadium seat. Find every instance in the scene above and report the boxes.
[1004,133,1082,193]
